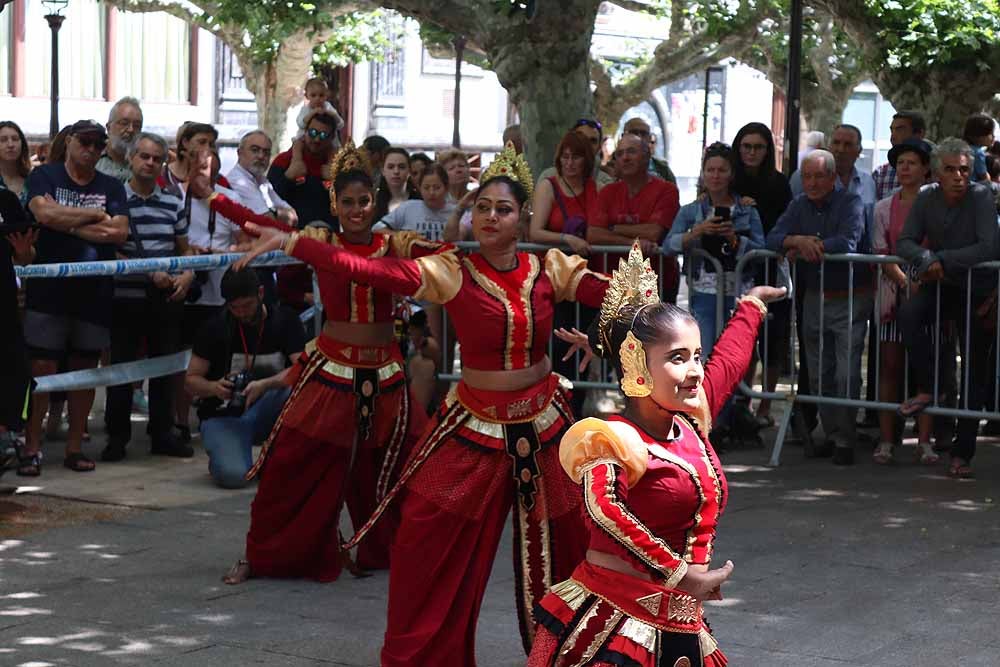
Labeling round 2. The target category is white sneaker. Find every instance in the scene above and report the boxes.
[916,441,940,465]
[873,441,893,465]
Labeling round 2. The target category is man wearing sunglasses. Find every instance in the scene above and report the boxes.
[267,111,340,230]
[20,119,129,474]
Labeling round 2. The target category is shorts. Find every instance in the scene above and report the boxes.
[181,304,223,348]
[23,310,109,360]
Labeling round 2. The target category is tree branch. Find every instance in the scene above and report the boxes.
[103,0,208,27]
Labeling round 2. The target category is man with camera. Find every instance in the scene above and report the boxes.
[102,132,195,462]
[185,267,306,488]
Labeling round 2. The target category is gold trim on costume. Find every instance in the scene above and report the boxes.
[462,415,505,440]
[559,600,601,661]
[584,462,689,586]
[636,592,663,616]
[319,359,403,383]
[516,486,551,649]
[619,617,658,652]
[737,293,768,316]
[698,628,719,657]
[463,254,540,370]
[666,593,700,624]
[413,253,462,304]
[550,578,590,612]
[544,248,590,303]
[283,231,301,256]
[388,230,444,259]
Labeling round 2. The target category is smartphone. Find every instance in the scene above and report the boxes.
[713,206,731,221]
[775,257,793,301]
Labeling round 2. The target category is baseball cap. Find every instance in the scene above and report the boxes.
[888,138,933,169]
[69,119,108,140]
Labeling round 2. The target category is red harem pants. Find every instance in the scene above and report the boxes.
[380,379,588,666]
[244,340,424,581]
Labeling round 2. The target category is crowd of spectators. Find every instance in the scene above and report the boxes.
[2,78,1000,484]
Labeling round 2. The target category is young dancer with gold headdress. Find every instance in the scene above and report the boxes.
[214,141,448,585]
[526,243,785,667]
[235,143,612,664]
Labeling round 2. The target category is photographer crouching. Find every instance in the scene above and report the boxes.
[185,267,306,488]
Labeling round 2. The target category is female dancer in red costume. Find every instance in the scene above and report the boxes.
[216,144,441,585]
[527,242,784,667]
[237,145,612,665]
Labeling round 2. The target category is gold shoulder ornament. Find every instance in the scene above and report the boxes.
[479,141,534,199]
[597,240,660,398]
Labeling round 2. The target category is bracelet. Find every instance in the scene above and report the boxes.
[737,294,768,316]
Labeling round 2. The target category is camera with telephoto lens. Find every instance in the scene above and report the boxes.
[226,370,252,415]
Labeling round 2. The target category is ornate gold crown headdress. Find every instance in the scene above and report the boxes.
[327,139,373,198]
[480,141,534,199]
[598,241,661,397]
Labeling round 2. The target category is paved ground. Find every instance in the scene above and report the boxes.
[1,409,999,666]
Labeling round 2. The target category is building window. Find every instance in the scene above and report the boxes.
[23,0,106,99]
[0,8,11,95]
[114,10,190,103]
[372,13,405,109]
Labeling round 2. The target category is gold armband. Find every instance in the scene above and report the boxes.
[283,231,301,255]
[737,294,767,316]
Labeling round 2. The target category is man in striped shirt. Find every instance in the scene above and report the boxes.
[103,132,195,462]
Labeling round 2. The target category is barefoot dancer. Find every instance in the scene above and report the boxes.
[218,143,440,584]
[529,243,785,666]
[237,144,612,664]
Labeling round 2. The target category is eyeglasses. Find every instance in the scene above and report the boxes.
[573,118,602,132]
[247,145,272,156]
[307,128,331,141]
[75,135,107,151]
[113,119,142,131]
[739,142,768,153]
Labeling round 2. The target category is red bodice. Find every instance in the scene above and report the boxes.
[319,233,398,325]
[587,415,727,569]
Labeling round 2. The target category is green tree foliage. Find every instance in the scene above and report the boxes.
[314,10,391,67]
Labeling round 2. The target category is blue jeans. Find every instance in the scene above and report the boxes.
[689,292,735,359]
[200,386,290,489]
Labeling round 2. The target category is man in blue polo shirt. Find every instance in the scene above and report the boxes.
[102,132,195,462]
[768,149,871,465]
[21,119,128,474]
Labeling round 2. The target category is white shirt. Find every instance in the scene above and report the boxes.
[186,184,243,306]
[225,163,291,215]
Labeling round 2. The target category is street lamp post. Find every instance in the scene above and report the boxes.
[43,0,68,140]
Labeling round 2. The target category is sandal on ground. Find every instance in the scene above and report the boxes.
[16,451,43,477]
[62,452,95,472]
[915,442,940,465]
[897,395,933,418]
[872,442,894,465]
[948,458,974,479]
[755,414,775,429]
[222,559,252,585]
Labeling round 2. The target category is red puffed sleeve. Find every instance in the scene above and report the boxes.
[583,461,688,587]
[207,192,295,234]
[701,296,767,419]
[287,235,462,303]
[543,248,610,308]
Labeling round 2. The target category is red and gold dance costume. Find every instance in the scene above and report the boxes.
[240,227,442,582]
[283,231,610,665]
[528,297,767,667]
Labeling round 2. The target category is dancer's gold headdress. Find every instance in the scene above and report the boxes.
[599,240,660,397]
[327,140,373,200]
[480,141,534,199]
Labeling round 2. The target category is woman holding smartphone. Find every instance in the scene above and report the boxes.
[664,142,765,355]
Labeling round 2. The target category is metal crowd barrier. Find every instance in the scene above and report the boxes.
[733,249,1000,465]
[15,251,317,394]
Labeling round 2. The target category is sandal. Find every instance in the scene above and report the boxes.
[915,442,940,465]
[222,559,252,585]
[62,452,96,472]
[16,451,42,477]
[948,458,974,479]
[872,442,893,465]
[897,395,933,418]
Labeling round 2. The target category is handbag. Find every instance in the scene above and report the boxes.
[548,177,587,239]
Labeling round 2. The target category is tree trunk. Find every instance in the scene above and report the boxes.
[484,1,599,175]
[873,67,999,140]
[241,28,331,150]
[800,83,856,136]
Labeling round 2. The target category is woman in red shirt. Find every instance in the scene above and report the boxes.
[529,243,785,667]
[236,145,612,664]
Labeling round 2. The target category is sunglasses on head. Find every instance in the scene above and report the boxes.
[307,128,331,141]
[75,134,107,150]
[573,118,602,132]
